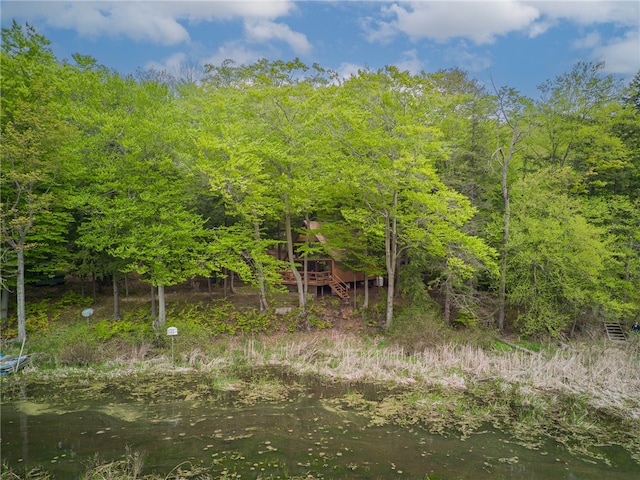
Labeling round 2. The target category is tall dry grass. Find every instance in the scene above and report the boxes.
[236,332,640,420]
[15,329,640,421]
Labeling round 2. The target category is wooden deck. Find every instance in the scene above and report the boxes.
[280,270,351,300]
[281,270,332,286]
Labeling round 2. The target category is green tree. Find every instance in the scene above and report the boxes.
[504,168,619,337]
[326,68,496,329]
[428,68,496,207]
[531,61,628,195]
[209,59,334,314]
[611,70,640,199]
[581,196,640,321]
[188,69,285,310]
[490,86,532,331]
[1,22,76,341]
[75,75,210,327]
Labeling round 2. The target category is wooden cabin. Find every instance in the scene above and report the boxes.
[276,221,366,300]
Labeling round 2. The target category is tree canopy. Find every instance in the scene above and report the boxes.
[2,22,639,340]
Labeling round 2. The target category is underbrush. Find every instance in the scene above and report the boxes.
[386,301,497,352]
[0,290,91,340]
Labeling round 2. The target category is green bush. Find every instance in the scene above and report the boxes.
[233,309,274,333]
[3,292,92,340]
[53,291,91,309]
[452,308,478,328]
[388,304,448,353]
[94,319,153,343]
[30,322,101,366]
[387,302,495,352]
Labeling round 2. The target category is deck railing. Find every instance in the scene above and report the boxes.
[329,272,350,300]
[281,270,332,284]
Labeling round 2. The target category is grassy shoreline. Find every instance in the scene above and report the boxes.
[3,331,640,470]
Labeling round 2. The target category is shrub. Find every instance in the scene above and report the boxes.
[388,304,448,353]
[387,302,495,352]
[94,319,154,344]
[32,322,102,366]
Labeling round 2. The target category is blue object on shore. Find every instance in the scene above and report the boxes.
[0,354,30,374]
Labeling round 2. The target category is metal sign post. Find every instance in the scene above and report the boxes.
[167,326,178,367]
[81,308,94,328]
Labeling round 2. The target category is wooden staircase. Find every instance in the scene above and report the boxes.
[329,273,350,301]
[604,322,627,342]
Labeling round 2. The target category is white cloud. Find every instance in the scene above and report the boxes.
[203,41,263,67]
[336,62,367,80]
[360,13,398,45]
[27,2,190,45]
[571,28,640,75]
[527,18,555,38]
[244,19,311,55]
[145,52,187,73]
[591,30,640,75]
[366,1,540,44]
[573,32,602,50]
[3,0,298,45]
[445,43,494,73]
[395,49,424,74]
[363,1,639,47]
[527,0,639,27]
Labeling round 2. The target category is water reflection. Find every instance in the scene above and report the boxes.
[1,380,637,479]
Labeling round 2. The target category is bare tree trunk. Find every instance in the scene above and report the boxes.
[254,221,269,311]
[112,273,122,319]
[303,214,310,300]
[150,284,157,319]
[16,249,26,342]
[230,271,236,294]
[92,271,98,304]
[384,193,398,330]
[363,274,369,308]
[285,200,305,311]
[497,125,517,332]
[444,275,451,325]
[157,284,166,327]
[0,287,9,323]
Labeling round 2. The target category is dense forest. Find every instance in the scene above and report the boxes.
[2,22,639,343]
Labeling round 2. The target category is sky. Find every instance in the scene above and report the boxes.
[2,0,639,98]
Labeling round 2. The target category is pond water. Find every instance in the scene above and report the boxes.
[1,375,637,479]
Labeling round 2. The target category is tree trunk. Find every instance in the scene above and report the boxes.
[384,194,398,330]
[16,248,26,342]
[285,201,305,311]
[254,221,269,311]
[0,287,9,323]
[444,275,451,325]
[363,273,369,309]
[303,216,309,300]
[157,284,166,326]
[92,271,98,304]
[150,284,157,319]
[497,125,517,332]
[112,273,122,319]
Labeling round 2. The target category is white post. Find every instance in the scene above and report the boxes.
[167,326,178,367]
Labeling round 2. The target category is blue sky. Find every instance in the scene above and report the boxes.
[2,1,639,98]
